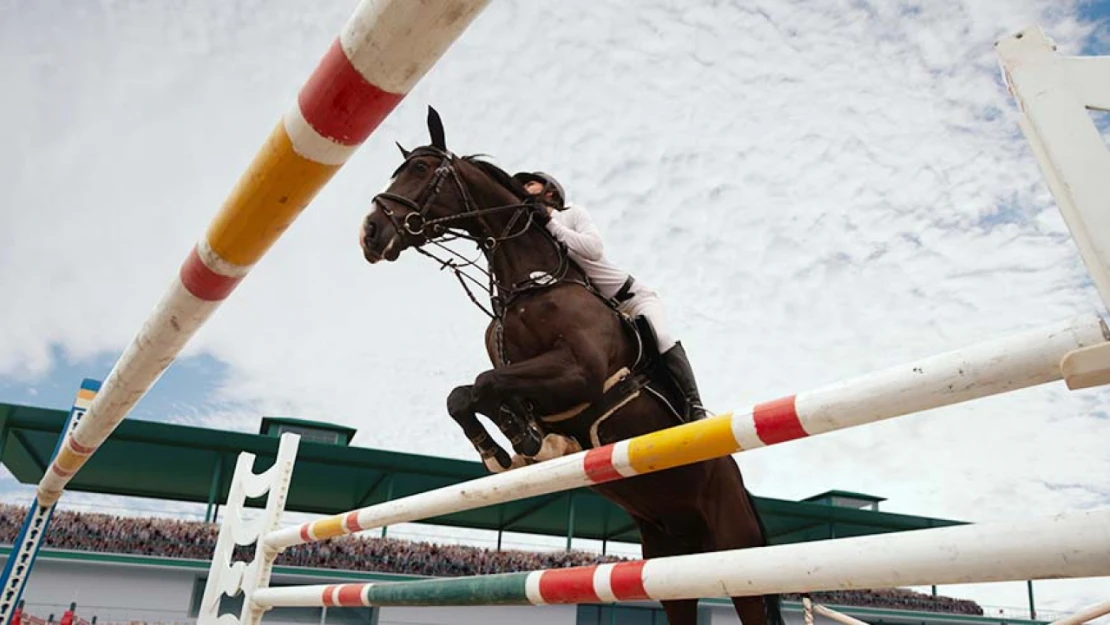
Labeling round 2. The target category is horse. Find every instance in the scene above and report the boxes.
[359,107,783,625]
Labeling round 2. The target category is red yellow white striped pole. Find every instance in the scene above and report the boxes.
[36,0,492,506]
[264,313,1109,551]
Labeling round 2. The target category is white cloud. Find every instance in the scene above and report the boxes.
[1,0,1108,618]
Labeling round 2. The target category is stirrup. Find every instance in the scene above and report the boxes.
[687,402,711,421]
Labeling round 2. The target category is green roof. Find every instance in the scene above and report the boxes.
[0,400,964,545]
[804,490,889,503]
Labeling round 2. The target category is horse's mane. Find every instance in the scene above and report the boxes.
[395,145,530,202]
[462,154,530,201]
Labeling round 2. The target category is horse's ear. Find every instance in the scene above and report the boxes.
[396,142,411,159]
[427,106,446,151]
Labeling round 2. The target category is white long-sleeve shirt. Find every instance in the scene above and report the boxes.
[545,203,630,299]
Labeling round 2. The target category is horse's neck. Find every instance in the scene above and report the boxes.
[466,185,569,294]
[489,229,565,291]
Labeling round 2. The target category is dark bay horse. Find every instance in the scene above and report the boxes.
[359,108,783,625]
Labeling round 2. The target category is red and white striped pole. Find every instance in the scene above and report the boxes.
[35,0,491,507]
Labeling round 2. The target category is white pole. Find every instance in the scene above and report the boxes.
[251,508,1110,608]
[1048,599,1110,625]
[640,509,1110,603]
[814,604,871,625]
[265,314,1108,551]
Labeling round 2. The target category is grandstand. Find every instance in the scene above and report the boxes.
[0,400,1056,625]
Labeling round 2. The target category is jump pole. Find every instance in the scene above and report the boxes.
[202,312,1108,625]
[1046,599,1110,625]
[249,507,1110,609]
[0,1,491,623]
[263,313,1108,552]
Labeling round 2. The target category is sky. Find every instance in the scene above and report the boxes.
[2,0,1110,619]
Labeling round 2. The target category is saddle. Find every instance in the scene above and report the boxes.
[491,247,695,452]
[530,276,693,447]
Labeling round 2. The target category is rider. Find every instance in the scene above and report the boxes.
[513,170,709,421]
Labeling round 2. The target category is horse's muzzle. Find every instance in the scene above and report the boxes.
[360,218,383,263]
[361,216,406,264]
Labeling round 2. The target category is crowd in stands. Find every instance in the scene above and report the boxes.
[0,504,983,615]
[0,505,624,575]
[783,589,984,616]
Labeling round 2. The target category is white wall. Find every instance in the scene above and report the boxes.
[705,599,818,625]
[12,557,198,623]
[377,605,576,625]
[2,551,579,625]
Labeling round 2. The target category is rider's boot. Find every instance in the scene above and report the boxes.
[661,341,709,421]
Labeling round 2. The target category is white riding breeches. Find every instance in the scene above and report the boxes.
[616,282,676,354]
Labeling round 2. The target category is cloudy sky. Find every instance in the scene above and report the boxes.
[3,0,1110,619]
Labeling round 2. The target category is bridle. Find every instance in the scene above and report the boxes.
[370,148,576,318]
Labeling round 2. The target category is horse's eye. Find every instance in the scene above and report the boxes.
[412,161,429,174]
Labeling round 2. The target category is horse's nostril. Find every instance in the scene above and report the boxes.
[364,221,376,240]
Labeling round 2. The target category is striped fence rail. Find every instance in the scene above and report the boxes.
[249,507,1110,608]
[194,312,1109,625]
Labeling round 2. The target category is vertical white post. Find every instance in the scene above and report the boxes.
[997,25,1110,390]
[197,433,299,625]
[996,26,1110,310]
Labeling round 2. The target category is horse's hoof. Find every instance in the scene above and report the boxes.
[485,453,529,473]
[481,447,514,473]
[534,433,583,461]
[483,456,508,473]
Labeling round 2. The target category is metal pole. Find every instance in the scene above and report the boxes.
[565,493,576,552]
[1027,580,1036,620]
[205,456,224,523]
[600,506,610,556]
[380,476,394,539]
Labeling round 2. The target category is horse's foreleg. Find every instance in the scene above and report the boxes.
[447,384,513,472]
[471,345,602,458]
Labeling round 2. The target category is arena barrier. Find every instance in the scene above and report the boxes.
[0,1,492,623]
[197,309,1110,624]
[197,25,1110,625]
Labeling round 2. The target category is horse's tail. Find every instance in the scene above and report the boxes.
[744,485,786,625]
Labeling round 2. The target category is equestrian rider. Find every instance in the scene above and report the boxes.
[513,171,709,421]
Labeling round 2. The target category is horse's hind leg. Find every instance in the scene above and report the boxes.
[659,599,699,625]
[707,458,783,625]
[447,384,512,472]
[633,516,703,625]
[732,596,777,625]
